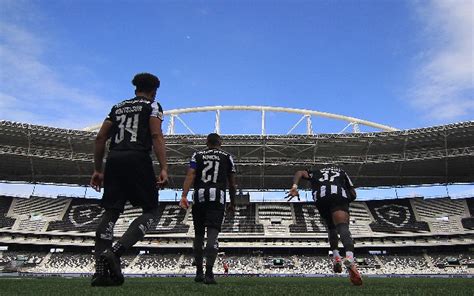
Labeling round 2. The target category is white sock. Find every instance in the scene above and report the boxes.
[346,251,354,262]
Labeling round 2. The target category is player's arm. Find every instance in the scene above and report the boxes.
[226,155,237,212]
[179,167,196,209]
[227,173,237,212]
[150,116,168,188]
[90,119,113,192]
[344,172,357,201]
[288,170,310,197]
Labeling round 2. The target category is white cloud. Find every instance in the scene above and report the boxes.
[0,19,108,129]
[409,0,473,122]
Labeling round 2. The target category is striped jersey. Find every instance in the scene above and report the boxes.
[304,167,355,201]
[190,148,236,205]
[106,96,163,152]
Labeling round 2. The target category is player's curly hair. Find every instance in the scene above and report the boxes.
[207,133,222,147]
[132,73,160,93]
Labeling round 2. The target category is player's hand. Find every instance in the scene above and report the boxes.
[179,197,189,209]
[285,185,299,199]
[156,169,168,189]
[288,186,299,197]
[90,171,104,192]
[226,202,235,213]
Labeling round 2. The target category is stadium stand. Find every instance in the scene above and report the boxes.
[0,250,472,275]
[48,198,103,233]
[366,199,430,233]
[348,202,373,235]
[148,203,189,234]
[1,195,473,238]
[461,198,474,230]
[257,203,293,235]
[221,204,264,233]
[215,255,261,274]
[48,199,190,235]
[120,255,136,272]
[0,252,48,271]
[412,198,467,233]
[30,252,94,273]
[262,255,296,274]
[133,254,180,274]
[0,196,15,229]
[0,195,472,272]
[353,256,380,274]
[377,255,431,274]
[428,253,472,274]
[289,203,325,233]
[282,202,373,235]
[7,196,70,232]
[298,255,332,274]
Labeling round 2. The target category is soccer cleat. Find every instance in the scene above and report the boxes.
[204,270,217,285]
[344,258,362,286]
[100,249,124,286]
[91,273,111,287]
[194,272,204,283]
[333,257,342,273]
[91,271,122,287]
[109,272,125,286]
[91,257,114,287]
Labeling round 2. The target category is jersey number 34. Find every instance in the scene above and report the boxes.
[115,114,139,143]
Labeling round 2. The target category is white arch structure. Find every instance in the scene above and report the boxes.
[84,105,398,134]
[165,106,398,135]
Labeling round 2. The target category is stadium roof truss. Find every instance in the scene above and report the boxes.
[1,109,473,189]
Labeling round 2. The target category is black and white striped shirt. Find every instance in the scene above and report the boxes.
[305,167,354,201]
[190,148,236,206]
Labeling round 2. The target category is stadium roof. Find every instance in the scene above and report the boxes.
[0,120,473,189]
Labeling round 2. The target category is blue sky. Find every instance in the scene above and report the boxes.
[0,0,473,199]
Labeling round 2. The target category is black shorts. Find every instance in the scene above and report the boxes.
[315,194,350,229]
[192,203,225,233]
[101,150,158,212]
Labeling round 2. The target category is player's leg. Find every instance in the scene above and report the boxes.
[101,151,158,283]
[332,210,353,259]
[317,201,342,273]
[104,208,157,282]
[204,226,219,284]
[92,209,120,286]
[192,205,206,282]
[332,209,362,285]
[92,155,126,287]
[327,225,342,273]
[203,208,225,285]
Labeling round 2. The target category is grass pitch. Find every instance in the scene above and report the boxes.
[0,276,472,296]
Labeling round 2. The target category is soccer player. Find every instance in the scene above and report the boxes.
[90,73,168,286]
[179,133,236,285]
[287,166,362,286]
[223,261,229,276]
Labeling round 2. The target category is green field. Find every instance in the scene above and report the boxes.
[0,276,472,296]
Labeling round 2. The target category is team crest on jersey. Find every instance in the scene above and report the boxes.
[69,204,103,227]
[374,204,410,228]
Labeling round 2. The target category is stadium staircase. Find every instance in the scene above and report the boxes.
[412,198,467,234]
[423,253,435,270]
[373,255,383,267]
[123,255,140,274]
[257,203,292,235]
[176,254,186,273]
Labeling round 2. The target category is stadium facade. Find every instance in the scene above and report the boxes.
[0,109,473,276]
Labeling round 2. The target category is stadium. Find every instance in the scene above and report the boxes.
[0,106,473,294]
